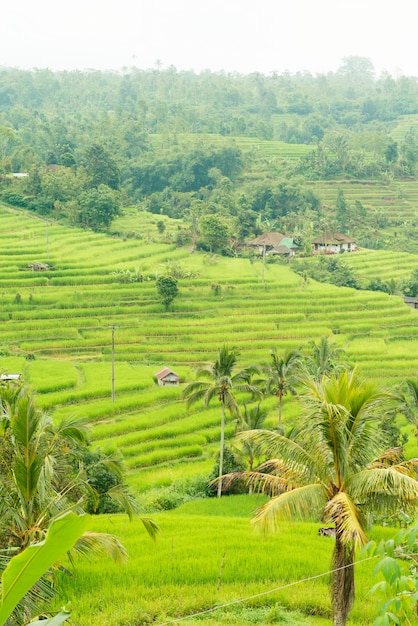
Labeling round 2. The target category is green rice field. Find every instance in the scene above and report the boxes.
[1,204,418,491]
[1,204,417,625]
[52,495,398,626]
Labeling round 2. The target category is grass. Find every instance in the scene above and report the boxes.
[52,495,398,626]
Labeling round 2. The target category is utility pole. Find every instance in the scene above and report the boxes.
[262,244,266,286]
[109,325,118,402]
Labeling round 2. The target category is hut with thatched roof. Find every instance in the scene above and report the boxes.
[247,232,298,257]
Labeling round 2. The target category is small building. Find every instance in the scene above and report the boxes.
[312,233,357,254]
[271,237,298,258]
[155,367,180,387]
[247,232,287,254]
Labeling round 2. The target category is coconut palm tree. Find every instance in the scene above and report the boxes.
[400,377,418,443]
[0,385,158,551]
[264,348,302,429]
[182,345,261,497]
[305,336,347,381]
[234,403,268,473]
[220,369,418,626]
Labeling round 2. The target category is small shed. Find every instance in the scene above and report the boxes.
[155,367,180,387]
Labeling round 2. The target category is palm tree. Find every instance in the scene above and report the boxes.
[182,345,261,497]
[234,403,268,473]
[221,369,418,626]
[0,385,158,551]
[264,348,302,429]
[0,384,158,622]
[305,336,347,381]
[400,377,418,443]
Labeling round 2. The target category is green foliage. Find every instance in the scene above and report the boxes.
[83,143,120,190]
[78,184,121,230]
[209,445,246,495]
[293,255,359,289]
[137,474,210,512]
[1,191,28,208]
[155,274,179,310]
[362,522,418,625]
[402,268,418,298]
[0,513,86,626]
[200,214,231,253]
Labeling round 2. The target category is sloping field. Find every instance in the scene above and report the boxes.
[1,205,418,489]
[343,247,418,282]
[149,132,314,160]
[307,179,418,223]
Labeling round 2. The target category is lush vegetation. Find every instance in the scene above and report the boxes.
[1,58,418,624]
[1,59,418,252]
[51,497,402,626]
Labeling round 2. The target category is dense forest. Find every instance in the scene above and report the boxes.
[1,56,418,248]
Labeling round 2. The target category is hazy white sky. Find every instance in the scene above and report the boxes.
[2,0,418,77]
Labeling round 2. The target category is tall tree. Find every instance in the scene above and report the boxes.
[156,275,179,310]
[225,370,418,626]
[264,348,302,429]
[335,188,348,232]
[234,403,268,475]
[200,214,231,253]
[305,336,347,381]
[78,184,121,230]
[83,143,120,190]
[182,345,260,497]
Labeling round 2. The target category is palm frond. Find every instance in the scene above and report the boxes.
[252,483,326,534]
[53,415,89,445]
[138,517,160,542]
[323,491,367,548]
[213,469,301,497]
[73,531,128,563]
[237,429,320,482]
[106,484,138,521]
[348,466,418,507]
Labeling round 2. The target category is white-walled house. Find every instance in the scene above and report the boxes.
[312,233,356,254]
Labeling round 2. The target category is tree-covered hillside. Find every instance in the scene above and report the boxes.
[2,57,418,249]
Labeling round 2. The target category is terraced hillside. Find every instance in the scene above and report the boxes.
[1,205,418,490]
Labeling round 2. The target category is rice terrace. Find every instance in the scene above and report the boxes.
[0,61,418,626]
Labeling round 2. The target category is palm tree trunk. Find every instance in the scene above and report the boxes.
[278,392,283,429]
[217,401,226,498]
[332,531,355,626]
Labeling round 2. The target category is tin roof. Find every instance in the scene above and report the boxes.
[155,367,179,380]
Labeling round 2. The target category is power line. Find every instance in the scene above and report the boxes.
[157,555,376,625]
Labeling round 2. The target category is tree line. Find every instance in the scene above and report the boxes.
[1,59,418,244]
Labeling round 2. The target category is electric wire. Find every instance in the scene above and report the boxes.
[157,555,376,625]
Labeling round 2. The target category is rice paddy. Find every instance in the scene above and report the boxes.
[1,204,418,488]
[52,495,399,626]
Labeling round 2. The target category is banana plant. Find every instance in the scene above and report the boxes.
[0,512,87,626]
